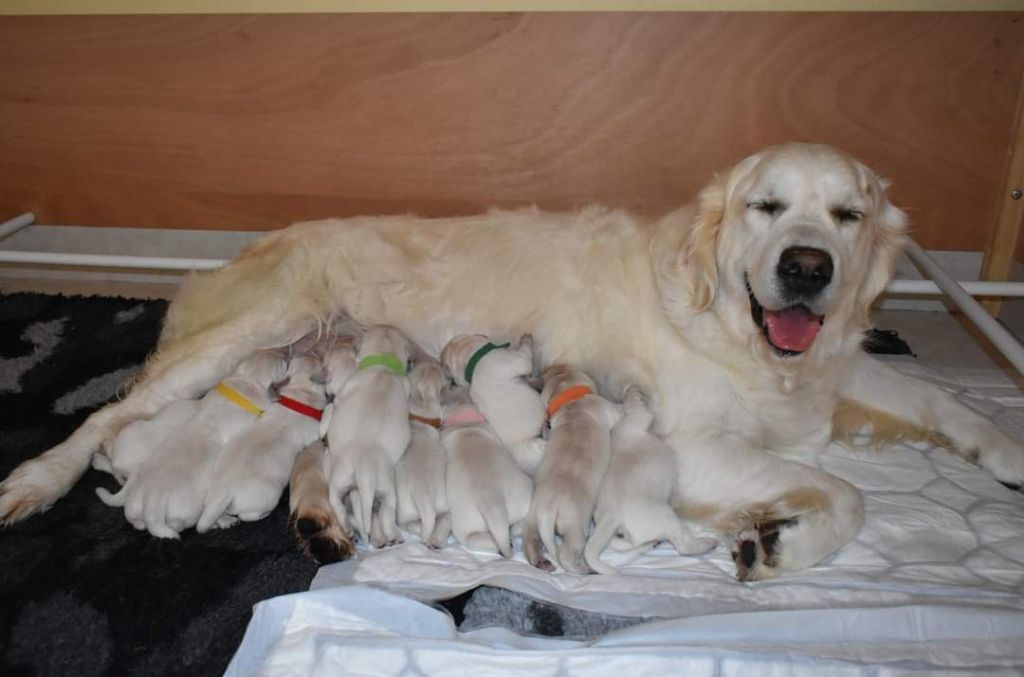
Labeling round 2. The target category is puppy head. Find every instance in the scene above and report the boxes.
[439,334,489,386]
[409,358,445,417]
[322,336,357,394]
[440,383,473,417]
[235,350,289,388]
[286,354,327,392]
[655,142,907,372]
[359,325,415,371]
[539,363,596,406]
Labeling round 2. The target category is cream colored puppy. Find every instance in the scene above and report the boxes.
[440,385,532,557]
[523,365,621,573]
[441,333,547,475]
[93,399,201,487]
[395,358,451,548]
[196,354,328,532]
[321,325,413,547]
[288,336,360,562]
[105,351,287,538]
[585,386,717,575]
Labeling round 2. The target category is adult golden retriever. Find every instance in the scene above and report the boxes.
[3,143,1022,580]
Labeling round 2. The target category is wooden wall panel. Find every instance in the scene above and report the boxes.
[0,13,1022,251]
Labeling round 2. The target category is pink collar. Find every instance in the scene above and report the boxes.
[442,407,486,429]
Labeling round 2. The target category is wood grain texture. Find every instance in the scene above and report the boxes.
[0,13,1022,251]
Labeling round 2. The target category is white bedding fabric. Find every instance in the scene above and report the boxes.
[227,359,1024,675]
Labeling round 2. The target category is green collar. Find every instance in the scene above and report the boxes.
[464,342,510,383]
[358,353,406,376]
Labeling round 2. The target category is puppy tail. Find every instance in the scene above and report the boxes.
[521,513,550,570]
[355,461,378,543]
[96,485,127,508]
[196,491,232,534]
[480,501,512,558]
[583,515,619,576]
[537,505,559,567]
[412,491,436,543]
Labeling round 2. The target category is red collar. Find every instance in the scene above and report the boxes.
[277,395,323,421]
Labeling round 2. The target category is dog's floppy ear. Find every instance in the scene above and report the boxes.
[853,164,908,325]
[684,179,727,311]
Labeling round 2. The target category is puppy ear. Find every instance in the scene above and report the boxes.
[853,165,908,325]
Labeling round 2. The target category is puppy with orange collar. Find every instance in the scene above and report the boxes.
[440,333,547,476]
[523,364,621,573]
[395,357,451,548]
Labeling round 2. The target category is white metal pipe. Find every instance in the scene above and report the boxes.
[904,239,1024,374]
[0,212,35,240]
[0,251,225,270]
[885,279,1024,297]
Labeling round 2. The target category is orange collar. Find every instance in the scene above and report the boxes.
[409,413,442,429]
[547,385,593,418]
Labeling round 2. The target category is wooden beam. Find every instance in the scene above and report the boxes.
[982,67,1024,316]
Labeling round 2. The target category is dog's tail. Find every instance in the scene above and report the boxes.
[96,485,127,507]
[412,490,437,544]
[480,500,512,558]
[521,511,554,571]
[196,490,233,534]
[583,514,620,576]
[354,456,382,543]
[537,502,560,568]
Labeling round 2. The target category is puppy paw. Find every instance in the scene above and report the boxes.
[731,519,793,582]
[290,509,355,564]
[532,557,556,573]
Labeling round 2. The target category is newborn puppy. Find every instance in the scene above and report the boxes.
[196,354,328,532]
[395,358,451,548]
[585,386,717,575]
[523,364,620,573]
[93,399,201,487]
[440,333,547,475]
[441,384,532,557]
[288,335,360,562]
[321,325,413,547]
[106,351,287,538]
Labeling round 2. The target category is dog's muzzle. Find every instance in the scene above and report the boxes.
[777,246,833,300]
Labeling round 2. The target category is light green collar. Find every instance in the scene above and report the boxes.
[358,353,406,376]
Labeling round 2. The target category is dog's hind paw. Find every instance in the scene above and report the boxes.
[731,519,794,582]
[290,509,355,564]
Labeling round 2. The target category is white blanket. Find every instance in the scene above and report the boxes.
[228,359,1024,675]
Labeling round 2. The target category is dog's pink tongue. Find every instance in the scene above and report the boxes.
[764,307,822,352]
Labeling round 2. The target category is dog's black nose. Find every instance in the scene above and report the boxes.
[777,247,833,297]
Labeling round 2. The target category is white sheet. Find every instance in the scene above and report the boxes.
[228,359,1024,675]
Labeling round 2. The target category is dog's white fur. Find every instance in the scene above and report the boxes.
[585,386,717,575]
[522,365,620,573]
[395,358,451,548]
[4,143,1023,578]
[441,333,547,475]
[440,385,532,557]
[93,399,200,487]
[320,326,412,547]
[195,354,328,532]
[100,351,286,538]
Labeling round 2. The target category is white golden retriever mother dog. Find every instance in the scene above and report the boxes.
[3,143,1023,580]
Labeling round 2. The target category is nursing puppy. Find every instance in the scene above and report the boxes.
[288,336,360,562]
[523,364,620,573]
[441,333,547,475]
[321,325,413,547]
[585,386,717,575]
[93,399,201,487]
[441,384,532,557]
[395,358,451,548]
[105,351,287,538]
[196,354,328,532]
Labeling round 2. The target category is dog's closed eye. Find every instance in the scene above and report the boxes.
[748,199,787,218]
[830,206,864,224]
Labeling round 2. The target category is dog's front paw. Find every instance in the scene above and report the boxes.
[968,427,1024,489]
[0,457,69,525]
[731,519,793,582]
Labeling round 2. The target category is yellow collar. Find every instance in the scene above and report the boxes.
[215,383,264,416]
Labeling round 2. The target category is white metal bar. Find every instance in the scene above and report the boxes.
[0,212,35,240]
[904,239,1024,374]
[886,279,1024,297]
[0,251,225,270]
